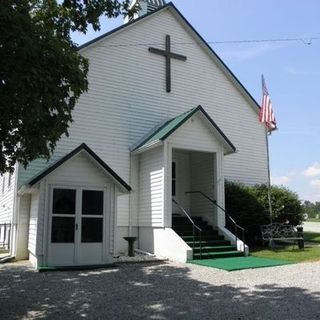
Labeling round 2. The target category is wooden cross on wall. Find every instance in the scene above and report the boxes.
[149,35,187,93]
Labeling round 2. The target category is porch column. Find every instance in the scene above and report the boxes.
[163,141,172,228]
[216,146,226,227]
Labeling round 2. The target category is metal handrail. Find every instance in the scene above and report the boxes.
[172,199,202,259]
[185,191,245,254]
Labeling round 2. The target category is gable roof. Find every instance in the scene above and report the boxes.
[132,105,236,154]
[27,143,131,192]
[78,2,260,112]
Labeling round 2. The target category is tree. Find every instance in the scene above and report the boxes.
[225,182,303,244]
[250,184,304,226]
[302,200,320,219]
[0,0,137,173]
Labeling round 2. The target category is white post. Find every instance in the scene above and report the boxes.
[265,128,274,247]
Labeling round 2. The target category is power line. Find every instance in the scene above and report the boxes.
[208,36,320,45]
[99,36,320,48]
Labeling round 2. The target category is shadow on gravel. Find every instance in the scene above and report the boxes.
[1,261,320,320]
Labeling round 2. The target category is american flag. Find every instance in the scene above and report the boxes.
[259,75,277,133]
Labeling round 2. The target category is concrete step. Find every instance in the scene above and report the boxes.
[193,250,244,259]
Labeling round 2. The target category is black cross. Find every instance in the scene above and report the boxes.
[149,35,187,93]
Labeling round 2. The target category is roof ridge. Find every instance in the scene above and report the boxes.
[78,2,174,51]
[78,2,260,111]
[26,143,131,191]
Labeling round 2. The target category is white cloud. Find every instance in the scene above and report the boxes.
[217,42,289,62]
[302,163,320,177]
[271,171,297,186]
[284,67,320,76]
[310,180,320,188]
[300,193,320,202]
[271,175,291,186]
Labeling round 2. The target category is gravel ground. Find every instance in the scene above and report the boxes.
[1,260,320,320]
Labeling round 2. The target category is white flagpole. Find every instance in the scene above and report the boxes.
[260,74,275,247]
[265,128,273,227]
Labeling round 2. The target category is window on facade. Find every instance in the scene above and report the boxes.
[51,217,75,243]
[81,218,103,242]
[81,190,104,243]
[172,162,176,196]
[82,190,104,215]
[52,189,76,215]
[51,188,76,243]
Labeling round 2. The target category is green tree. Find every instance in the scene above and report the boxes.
[251,184,303,226]
[225,182,303,244]
[302,200,320,219]
[0,0,137,173]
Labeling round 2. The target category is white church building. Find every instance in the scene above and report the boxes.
[0,0,268,269]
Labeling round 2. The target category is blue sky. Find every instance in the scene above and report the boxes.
[72,0,320,202]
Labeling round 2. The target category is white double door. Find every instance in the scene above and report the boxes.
[47,186,109,266]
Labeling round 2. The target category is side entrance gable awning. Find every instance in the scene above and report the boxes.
[131,105,236,154]
[21,143,131,193]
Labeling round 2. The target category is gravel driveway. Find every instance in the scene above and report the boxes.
[1,260,320,320]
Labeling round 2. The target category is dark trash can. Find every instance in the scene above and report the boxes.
[296,226,304,249]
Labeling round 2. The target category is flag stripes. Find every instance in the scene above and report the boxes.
[259,75,277,132]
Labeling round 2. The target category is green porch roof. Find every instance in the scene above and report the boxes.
[132,105,236,153]
[26,143,132,192]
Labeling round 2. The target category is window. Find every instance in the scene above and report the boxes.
[51,188,76,243]
[82,190,104,215]
[81,190,104,243]
[52,189,76,215]
[172,162,176,196]
[51,217,75,243]
[81,218,103,242]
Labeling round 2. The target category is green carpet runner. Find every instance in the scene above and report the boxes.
[172,215,244,259]
[188,256,291,271]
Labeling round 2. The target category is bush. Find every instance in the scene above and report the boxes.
[225,182,303,245]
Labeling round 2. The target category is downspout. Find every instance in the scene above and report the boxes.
[9,163,20,260]
[128,154,133,237]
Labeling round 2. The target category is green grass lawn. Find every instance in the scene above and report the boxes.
[304,231,320,243]
[251,246,320,263]
[251,235,320,263]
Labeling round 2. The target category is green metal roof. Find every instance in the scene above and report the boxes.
[132,105,236,153]
[27,143,132,192]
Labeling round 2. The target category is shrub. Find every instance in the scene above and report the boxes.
[225,182,303,244]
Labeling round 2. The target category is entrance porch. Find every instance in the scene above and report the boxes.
[133,106,247,262]
[171,149,219,228]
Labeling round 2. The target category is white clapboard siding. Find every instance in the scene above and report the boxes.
[138,146,164,226]
[0,169,16,224]
[17,7,267,228]
[45,152,112,187]
[28,191,39,255]
[169,116,220,153]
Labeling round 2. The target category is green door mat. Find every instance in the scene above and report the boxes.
[188,256,292,271]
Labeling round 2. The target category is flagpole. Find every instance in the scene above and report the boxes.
[265,128,273,227]
[260,74,276,247]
